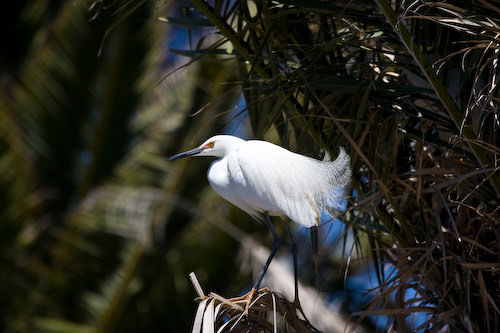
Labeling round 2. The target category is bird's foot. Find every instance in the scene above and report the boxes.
[227,288,253,302]
[243,288,256,315]
[228,287,270,315]
[228,288,256,315]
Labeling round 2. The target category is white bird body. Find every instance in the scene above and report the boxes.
[167,134,351,312]
[168,135,351,228]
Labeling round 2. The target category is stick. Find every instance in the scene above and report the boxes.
[189,271,206,298]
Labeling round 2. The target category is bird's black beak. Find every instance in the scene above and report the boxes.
[166,146,204,161]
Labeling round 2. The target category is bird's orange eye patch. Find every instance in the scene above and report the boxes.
[202,141,215,149]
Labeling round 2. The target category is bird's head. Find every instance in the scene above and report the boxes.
[166,135,244,161]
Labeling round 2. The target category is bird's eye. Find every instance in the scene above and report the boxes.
[202,141,215,149]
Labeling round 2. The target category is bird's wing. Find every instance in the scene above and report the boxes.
[228,141,321,227]
[207,157,263,221]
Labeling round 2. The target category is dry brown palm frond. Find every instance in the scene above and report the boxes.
[403,1,500,146]
[189,273,321,333]
[349,129,500,331]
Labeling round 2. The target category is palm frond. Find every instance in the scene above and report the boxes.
[190,272,321,333]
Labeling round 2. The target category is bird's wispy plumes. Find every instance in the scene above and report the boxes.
[321,147,351,215]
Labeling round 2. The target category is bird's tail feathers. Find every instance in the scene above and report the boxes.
[316,147,351,219]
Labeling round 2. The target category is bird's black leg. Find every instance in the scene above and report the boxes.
[283,220,310,322]
[252,212,281,291]
[282,220,299,304]
[238,212,281,314]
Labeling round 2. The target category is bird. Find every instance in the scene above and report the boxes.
[167,135,351,313]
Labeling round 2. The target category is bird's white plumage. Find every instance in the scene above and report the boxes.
[188,135,351,228]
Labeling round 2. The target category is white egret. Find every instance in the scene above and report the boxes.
[167,135,351,312]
